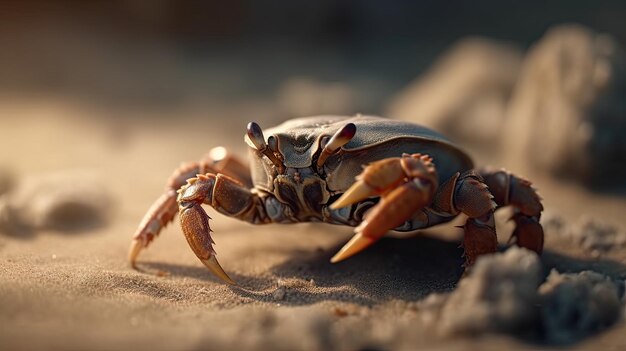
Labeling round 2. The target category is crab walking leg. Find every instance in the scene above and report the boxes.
[480,169,544,254]
[330,153,438,263]
[177,173,269,284]
[453,171,499,266]
[129,148,251,267]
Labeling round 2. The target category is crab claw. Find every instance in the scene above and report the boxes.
[201,256,236,286]
[331,154,438,263]
[331,179,433,263]
[179,201,236,285]
[329,180,375,210]
[330,233,375,263]
[330,157,408,210]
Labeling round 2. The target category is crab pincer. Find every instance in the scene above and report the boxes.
[330,153,438,262]
[177,174,236,285]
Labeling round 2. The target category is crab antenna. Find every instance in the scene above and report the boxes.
[247,122,285,172]
[317,123,356,168]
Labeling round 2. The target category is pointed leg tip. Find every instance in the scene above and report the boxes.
[128,238,144,268]
[329,254,343,264]
[202,255,237,285]
[330,233,376,264]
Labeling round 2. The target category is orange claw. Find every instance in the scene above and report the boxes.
[331,154,438,263]
[179,202,235,285]
[178,175,236,285]
[330,157,407,210]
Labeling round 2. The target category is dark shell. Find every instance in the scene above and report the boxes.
[245,115,473,192]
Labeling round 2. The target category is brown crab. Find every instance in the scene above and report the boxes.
[129,115,543,284]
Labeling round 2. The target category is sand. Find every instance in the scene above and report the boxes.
[1,100,626,350]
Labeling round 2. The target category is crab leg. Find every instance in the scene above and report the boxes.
[450,169,543,266]
[452,171,499,266]
[479,169,544,253]
[330,153,438,262]
[176,172,273,284]
[129,148,251,267]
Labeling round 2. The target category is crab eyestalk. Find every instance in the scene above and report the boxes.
[247,122,285,173]
[317,123,357,169]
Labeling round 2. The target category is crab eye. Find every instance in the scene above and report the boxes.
[319,136,330,149]
[268,135,278,152]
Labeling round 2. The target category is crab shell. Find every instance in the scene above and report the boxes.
[244,115,473,196]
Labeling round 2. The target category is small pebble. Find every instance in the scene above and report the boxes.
[272,287,286,301]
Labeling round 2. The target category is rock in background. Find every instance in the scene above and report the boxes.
[504,24,626,186]
[0,170,113,235]
[388,25,626,188]
[386,37,523,146]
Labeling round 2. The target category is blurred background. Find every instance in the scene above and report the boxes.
[1,0,625,186]
[0,0,625,218]
[1,0,624,114]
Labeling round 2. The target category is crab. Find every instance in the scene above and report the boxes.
[129,115,544,284]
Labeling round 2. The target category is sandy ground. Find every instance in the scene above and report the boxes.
[1,100,626,350]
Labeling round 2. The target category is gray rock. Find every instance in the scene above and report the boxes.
[437,247,542,335]
[387,37,522,145]
[539,270,623,343]
[504,24,626,185]
[419,247,624,343]
[542,213,625,254]
[0,170,112,234]
[569,217,626,253]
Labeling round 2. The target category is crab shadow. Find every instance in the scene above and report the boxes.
[142,235,626,309]
[233,236,626,308]
[140,234,465,305]
[260,235,467,304]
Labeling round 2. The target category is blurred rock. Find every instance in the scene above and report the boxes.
[435,247,542,335]
[277,77,356,117]
[569,217,626,253]
[542,213,625,254]
[0,170,112,235]
[418,247,625,342]
[387,37,522,145]
[539,270,623,344]
[504,24,626,185]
